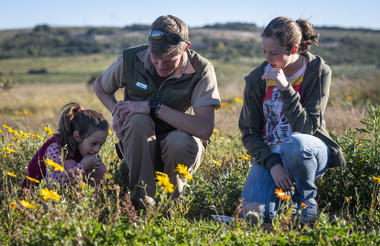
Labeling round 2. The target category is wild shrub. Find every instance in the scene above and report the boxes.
[0,76,13,89]
[317,105,380,214]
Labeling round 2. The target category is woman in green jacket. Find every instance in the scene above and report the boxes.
[239,17,344,224]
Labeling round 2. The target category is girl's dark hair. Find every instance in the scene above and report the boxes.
[55,102,108,158]
[262,17,319,53]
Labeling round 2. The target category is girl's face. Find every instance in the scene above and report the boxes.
[77,129,108,157]
[261,37,292,69]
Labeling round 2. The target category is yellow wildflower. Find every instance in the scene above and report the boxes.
[274,188,291,201]
[10,202,17,210]
[344,196,350,202]
[2,147,17,154]
[20,200,36,209]
[155,171,174,193]
[238,154,251,161]
[6,171,16,178]
[45,159,64,172]
[347,95,352,101]
[108,129,113,135]
[372,176,380,183]
[3,124,11,130]
[0,129,3,134]
[26,176,40,183]
[234,97,243,103]
[43,126,53,136]
[28,132,44,141]
[104,173,112,179]
[40,188,61,201]
[212,160,221,167]
[176,164,193,181]
[18,130,28,138]
[81,183,86,190]
[213,128,220,134]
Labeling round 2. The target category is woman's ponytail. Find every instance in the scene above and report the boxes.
[296,19,319,52]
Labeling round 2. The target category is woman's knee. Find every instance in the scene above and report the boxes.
[280,134,314,169]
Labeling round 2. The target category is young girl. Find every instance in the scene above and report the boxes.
[239,17,345,224]
[22,102,108,188]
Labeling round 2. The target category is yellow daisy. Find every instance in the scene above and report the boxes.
[20,200,36,209]
[45,159,64,172]
[40,188,61,201]
[26,176,40,183]
[155,171,174,193]
[176,164,193,181]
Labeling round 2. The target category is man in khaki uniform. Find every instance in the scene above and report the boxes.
[94,15,220,209]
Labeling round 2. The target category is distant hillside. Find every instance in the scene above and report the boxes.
[1,23,380,66]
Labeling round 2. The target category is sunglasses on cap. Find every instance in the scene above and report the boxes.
[149,29,186,45]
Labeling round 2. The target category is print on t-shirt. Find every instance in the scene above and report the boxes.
[263,85,292,145]
[262,62,305,147]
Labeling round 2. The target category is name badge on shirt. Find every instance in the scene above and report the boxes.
[136,81,147,90]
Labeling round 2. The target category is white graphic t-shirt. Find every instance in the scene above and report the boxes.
[262,59,306,153]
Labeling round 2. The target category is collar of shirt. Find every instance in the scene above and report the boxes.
[136,48,196,79]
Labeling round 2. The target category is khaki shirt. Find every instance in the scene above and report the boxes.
[101,48,221,110]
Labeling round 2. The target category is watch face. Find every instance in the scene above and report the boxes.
[149,99,159,108]
[149,99,159,117]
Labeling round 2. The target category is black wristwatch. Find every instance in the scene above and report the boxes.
[148,99,161,118]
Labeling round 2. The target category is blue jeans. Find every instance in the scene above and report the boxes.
[241,133,329,221]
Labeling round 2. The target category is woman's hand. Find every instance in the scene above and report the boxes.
[270,163,294,191]
[261,68,289,91]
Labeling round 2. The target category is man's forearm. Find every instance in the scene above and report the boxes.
[93,75,118,113]
[157,105,215,140]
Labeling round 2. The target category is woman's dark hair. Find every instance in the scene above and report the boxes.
[262,16,319,53]
[55,102,108,158]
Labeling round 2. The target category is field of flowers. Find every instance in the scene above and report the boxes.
[0,104,379,245]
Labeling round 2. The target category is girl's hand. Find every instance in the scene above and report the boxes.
[270,163,295,191]
[261,68,290,91]
[81,154,102,172]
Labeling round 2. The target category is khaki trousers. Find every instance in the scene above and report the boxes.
[120,114,204,199]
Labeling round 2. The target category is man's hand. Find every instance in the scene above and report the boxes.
[270,163,294,191]
[261,68,289,91]
[112,115,124,139]
[112,101,150,138]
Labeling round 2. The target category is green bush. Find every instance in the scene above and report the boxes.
[317,105,380,214]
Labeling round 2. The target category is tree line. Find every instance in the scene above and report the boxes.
[0,24,379,66]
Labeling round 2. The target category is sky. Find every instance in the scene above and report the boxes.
[2,0,380,30]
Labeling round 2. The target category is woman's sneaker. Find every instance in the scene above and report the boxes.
[299,198,318,225]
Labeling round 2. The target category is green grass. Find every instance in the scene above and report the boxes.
[0,54,116,84]
[0,106,379,245]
